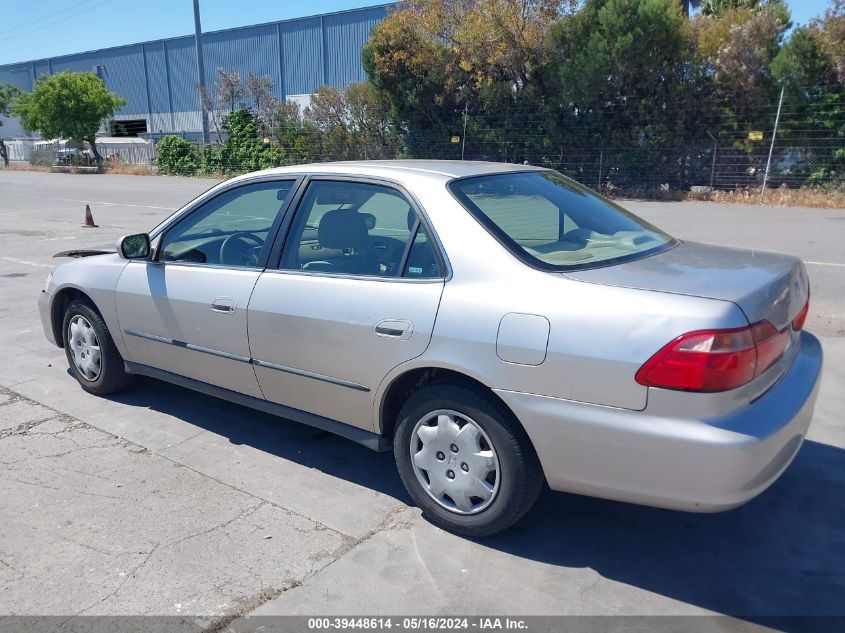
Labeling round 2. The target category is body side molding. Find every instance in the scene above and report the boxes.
[124,361,390,451]
[124,329,369,392]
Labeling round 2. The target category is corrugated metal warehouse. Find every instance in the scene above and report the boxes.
[0,3,391,139]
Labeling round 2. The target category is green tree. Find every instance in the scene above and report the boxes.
[769,10,845,185]
[363,0,573,158]
[810,0,845,81]
[362,4,462,156]
[689,0,790,148]
[708,6,786,106]
[272,100,322,164]
[547,0,705,188]
[0,83,21,167]
[700,0,759,16]
[11,71,125,165]
[345,82,395,158]
[302,83,395,160]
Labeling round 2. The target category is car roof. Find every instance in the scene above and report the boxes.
[240,160,544,182]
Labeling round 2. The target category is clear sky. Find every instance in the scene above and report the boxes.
[0,0,834,66]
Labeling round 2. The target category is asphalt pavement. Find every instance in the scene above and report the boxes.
[0,170,842,628]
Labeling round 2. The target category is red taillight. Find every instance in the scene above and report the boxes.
[792,298,809,331]
[636,320,790,393]
[750,321,789,376]
[636,327,757,392]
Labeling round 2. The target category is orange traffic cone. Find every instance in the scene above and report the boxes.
[82,204,98,228]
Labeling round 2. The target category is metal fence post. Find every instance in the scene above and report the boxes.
[597,149,603,191]
[461,101,468,161]
[760,86,785,203]
[708,132,718,190]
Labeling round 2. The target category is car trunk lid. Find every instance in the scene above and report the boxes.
[566,241,810,393]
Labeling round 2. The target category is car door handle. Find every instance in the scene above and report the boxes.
[374,319,412,339]
[211,297,237,314]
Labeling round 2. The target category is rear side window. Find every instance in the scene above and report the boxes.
[403,227,443,279]
[449,171,674,271]
[280,180,443,279]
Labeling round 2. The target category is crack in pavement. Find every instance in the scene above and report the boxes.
[0,557,24,580]
[0,385,352,538]
[0,440,121,466]
[0,383,411,623]
[201,582,303,633]
[200,505,416,632]
[72,542,162,617]
[163,500,269,550]
[49,463,117,483]
[0,416,59,440]
[578,573,603,609]
[0,473,123,500]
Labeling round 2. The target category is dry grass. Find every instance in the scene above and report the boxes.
[1,163,156,176]
[0,164,50,173]
[686,185,845,209]
[103,163,156,176]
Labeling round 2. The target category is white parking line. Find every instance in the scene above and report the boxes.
[1,256,53,268]
[54,197,178,211]
[0,206,80,216]
[806,261,845,268]
[3,190,178,211]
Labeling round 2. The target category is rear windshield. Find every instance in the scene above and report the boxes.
[448,170,675,271]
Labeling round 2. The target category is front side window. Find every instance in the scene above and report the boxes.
[280,180,442,278]
[449,171,674,271]
[159,180,295,267]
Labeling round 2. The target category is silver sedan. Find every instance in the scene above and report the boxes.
[38,161,823,536]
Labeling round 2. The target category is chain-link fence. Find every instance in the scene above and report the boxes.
[4,131,840,193]
[2,139,156,171]
[3,101,843,197]
[162,130,841,196]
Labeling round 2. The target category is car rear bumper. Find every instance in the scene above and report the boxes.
[495,331,823,512]
[38,290,59,346]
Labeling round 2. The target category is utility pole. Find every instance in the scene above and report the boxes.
[193,0,209,144]
[760,86,785,204]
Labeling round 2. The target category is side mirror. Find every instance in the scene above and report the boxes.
[118,233,151,260]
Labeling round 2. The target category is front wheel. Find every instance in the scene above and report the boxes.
[62,298,132,395]
[394,383,544,537]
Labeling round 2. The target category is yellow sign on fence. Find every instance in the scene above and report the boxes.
[748,131,764,141]
[451,136,461,144]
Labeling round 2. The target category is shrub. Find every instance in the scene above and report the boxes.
[219,109,273,173]
[156,135,200,175]
[200,145,224,175]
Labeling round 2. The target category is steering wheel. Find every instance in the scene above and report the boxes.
[220,232,264,266]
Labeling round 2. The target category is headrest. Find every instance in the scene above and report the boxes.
[407,210,419,232]
[318,209,369,250]
[314,185,371,206]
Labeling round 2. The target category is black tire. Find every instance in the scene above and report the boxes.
[62,298,132,395]
[394,382,544,537]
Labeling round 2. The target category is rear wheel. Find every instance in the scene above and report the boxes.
[62,298,131,395]
[394,383,543,537]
